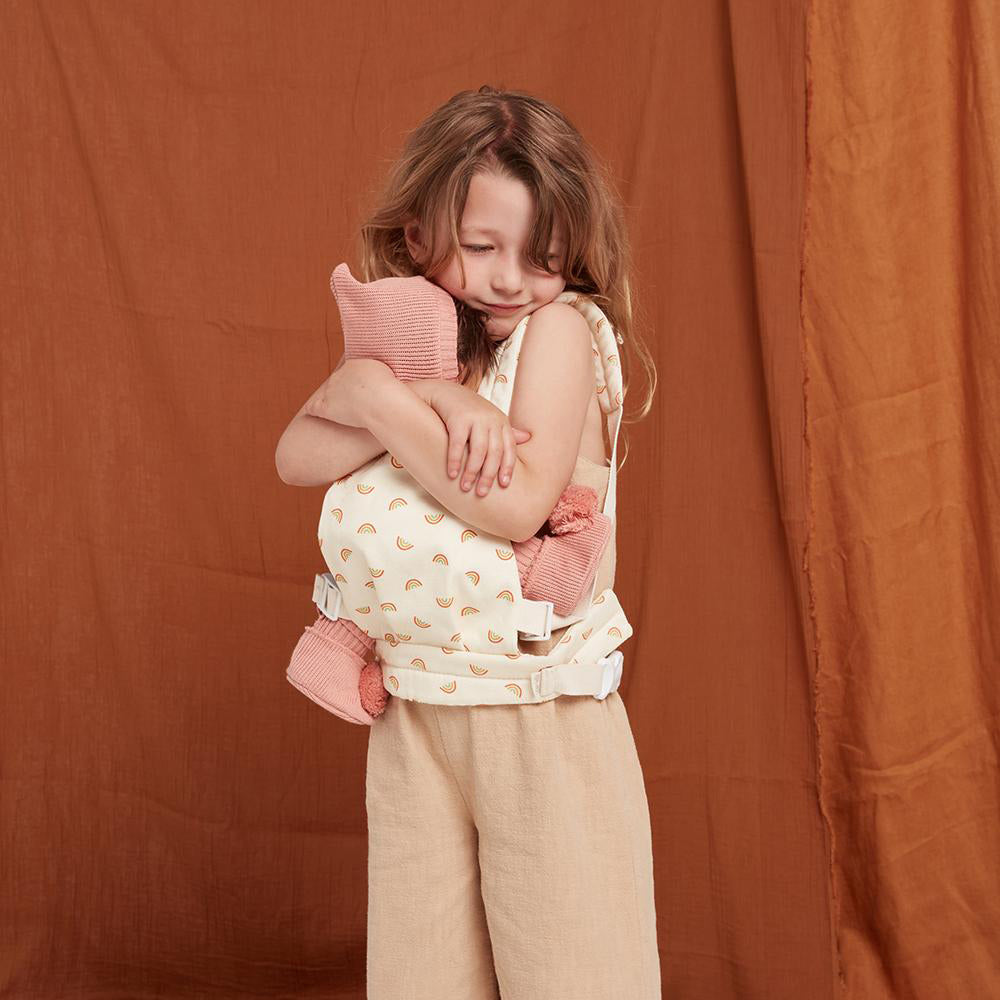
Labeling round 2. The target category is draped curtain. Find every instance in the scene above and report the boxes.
[2,1,996,996]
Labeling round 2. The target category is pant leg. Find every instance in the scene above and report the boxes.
[365,695,500,1000]
[435,689,662,1000]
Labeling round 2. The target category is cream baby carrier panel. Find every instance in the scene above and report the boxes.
[313,291,632,705]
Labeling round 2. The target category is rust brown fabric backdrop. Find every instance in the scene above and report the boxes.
[2,1,996,997]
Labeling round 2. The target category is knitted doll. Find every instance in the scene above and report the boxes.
[286,264,612,725]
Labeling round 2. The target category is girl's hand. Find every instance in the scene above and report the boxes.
[304,358,395,429]
[421,381,532,496]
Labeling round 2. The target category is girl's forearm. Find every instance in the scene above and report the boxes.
[275,415,385,487]
[358,379,540,543]
[275,373,446,489]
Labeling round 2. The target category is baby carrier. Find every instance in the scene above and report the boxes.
[310,291,632,706]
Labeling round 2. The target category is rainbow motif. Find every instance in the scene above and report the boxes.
[387,675,399,690]
[432,553,449,566]
[450,632,462,644]
[370,568,384,577]
[496,589,514,602]
[487,630,503,643]
[396,536,413,550]
[388,498,407,510]
[495,547,513,560]
[355,606,371,614]
[413,616,431,628]
[357,523,376,534]
[608,626,623,638]
[469,664,489,675]
[390,455,404,469]
[440,680,457,694]
[505,683,523,698]
[379,602,397,612]
[334,572,348,585]
[465,570,480,585]
[410,658,427,670]
[460,606,479,617]
[356,484,374,495]
[435,596,454,607]
[405,579,423,590]
[339,547,352,561]
[329,507,343,522]
[424,512,444,524]
[581,627,593,640]
[461,529,477,543]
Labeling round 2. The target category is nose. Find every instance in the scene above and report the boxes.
[490,252,525,297]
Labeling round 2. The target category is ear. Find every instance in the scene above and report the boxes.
[403,220,427,265]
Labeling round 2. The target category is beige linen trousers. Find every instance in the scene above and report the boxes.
[364,686,662,999]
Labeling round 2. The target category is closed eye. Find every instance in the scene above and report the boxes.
[461,244,562,261]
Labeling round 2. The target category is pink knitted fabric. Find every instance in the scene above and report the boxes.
[285,614,377,726]
[512,485,612,616]
[330,263,459,382]
[358,660,388,717]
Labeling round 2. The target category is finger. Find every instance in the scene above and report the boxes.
[512,426,532,442]
[461,425,489,491]
[498,425,515,487]
[475,428,504,496]
[446,419,470,478]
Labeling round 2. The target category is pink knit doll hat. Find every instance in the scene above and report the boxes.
[330,263,459,382]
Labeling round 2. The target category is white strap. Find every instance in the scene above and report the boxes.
[382,650,625,705]
[514,598,554,640]
[602,404,624,521]
[530,649,624,700]
[312,572,343,621]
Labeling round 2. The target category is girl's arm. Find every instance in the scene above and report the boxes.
[274,363,446,487]
[322,302,595,543]
[274,353,386,486]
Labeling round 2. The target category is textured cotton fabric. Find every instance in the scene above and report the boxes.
[365,690,661,1000]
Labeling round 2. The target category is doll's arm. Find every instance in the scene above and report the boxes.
[512,484,612,616]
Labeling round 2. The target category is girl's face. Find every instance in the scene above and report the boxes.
[404,171,568,341]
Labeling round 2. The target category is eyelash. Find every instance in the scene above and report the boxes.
[462,244,561,261]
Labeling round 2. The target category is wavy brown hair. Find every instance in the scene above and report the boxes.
[351,85,656,468]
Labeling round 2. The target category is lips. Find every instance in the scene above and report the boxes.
[484,302,525,312]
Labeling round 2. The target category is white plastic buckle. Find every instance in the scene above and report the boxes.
[594,650,624,700]
[312,572,343,622]
[519,600,554,641]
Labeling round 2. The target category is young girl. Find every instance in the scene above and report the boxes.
[275,85,660,1000]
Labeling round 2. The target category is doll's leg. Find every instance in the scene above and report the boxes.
[449,693,662,1000]
[365,696,500,1000]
